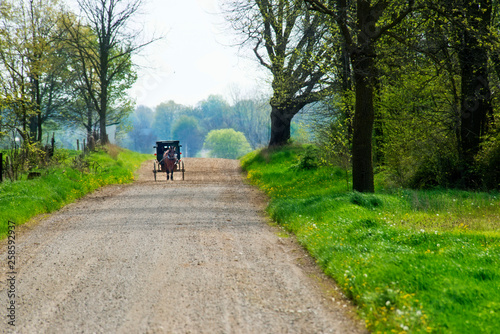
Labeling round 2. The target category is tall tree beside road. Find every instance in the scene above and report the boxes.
[224,0,337,147]
[62,0,155,144]
[304,0,421,192]
[0,0,69,142]
[452,1,493,175]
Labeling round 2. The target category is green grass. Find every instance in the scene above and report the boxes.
[242,146,500,334]
[0,145,150,239]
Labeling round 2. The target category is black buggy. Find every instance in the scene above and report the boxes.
[153,140,185,181]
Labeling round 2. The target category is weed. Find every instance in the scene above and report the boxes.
[0,146,150,239]
[242,145,500,334]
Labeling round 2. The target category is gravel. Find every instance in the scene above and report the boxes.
[0,158,367,333]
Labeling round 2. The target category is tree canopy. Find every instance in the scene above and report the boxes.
[204,128,252,159]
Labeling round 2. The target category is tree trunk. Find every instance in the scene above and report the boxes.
[349,0,376,193]
[29,117,38,142]
[351,54,375,193]
[268,101,306,147]
[459,47,491,163]
[458,1,492,166]
[99,111,108,145]
[269,105,292,146]
[99,77,109,144]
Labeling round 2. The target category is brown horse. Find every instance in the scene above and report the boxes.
[163,147,177,180]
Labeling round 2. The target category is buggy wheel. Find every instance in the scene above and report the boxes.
[153,161,157,181]
[181,161,185,180]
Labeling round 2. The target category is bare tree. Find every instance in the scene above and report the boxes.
[224,0,337,146]
[63,0,156,144]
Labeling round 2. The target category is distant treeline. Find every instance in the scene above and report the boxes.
[120,95,272,157]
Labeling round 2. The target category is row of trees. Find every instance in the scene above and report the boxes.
[0,0,150,148]
[121,94,272,157]
[225,0,500,191]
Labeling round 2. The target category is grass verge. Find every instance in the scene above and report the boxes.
[242,145,500,334]
[0,145,150,239]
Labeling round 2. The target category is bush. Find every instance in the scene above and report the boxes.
[476,133,500,190]
[290,145,320,171]
[203,128,252,159]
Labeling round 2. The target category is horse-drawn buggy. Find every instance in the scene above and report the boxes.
[153,140,185,181]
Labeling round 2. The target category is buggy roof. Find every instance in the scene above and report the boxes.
[156,140,181,147]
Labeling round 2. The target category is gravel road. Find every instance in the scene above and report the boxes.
[1,158,367,333]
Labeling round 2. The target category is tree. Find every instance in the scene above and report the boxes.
[172,115,203,157]
[382,1,496,186]
[451,1,493,172]
[225,0,337,147]
[231,97,270,148]
[305,0,422,192]
[198,95,233,133]
[0,0,69,142]
[62,0,155,144]
[123,105,156,153]
[153,101,188,140]
[204,128,252,159]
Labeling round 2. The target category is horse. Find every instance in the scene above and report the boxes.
[162,147,177,181]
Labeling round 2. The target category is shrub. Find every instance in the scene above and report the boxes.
[476,133,500,190]
[203,128,252,159]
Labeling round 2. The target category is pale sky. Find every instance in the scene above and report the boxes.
[65,0,268,108]
[129,0,267,108]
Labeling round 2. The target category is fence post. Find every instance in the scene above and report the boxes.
[0,152,3,183]
[77,139,80,151]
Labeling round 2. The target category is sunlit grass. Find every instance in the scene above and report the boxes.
[0,146,150,239]
[242,146,500,334]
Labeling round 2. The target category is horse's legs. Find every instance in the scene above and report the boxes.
[170,171,174,181]
[167,172,169,180]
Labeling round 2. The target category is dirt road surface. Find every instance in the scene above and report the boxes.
[1,158,367,333]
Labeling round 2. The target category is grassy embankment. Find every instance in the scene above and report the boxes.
[0,145,150,239]
[241,145,500,334]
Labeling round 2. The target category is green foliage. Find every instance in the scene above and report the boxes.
[152,101,188,140]
[225,0,337,146]
[172,115,203,157]
[203,128,252,159]
[0,146,150,239]
[230,97,270,149]
[476,132,500,190]
[0,0,67,141]
[375,50,462,189]
[289,145,320,171]
[199,95,233,132]
[313,93,353,170]
[242,145,500,334]
[122,106,157,153]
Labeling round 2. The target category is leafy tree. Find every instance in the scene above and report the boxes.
[122,105,156,153]
[0,0,69,142]
[231,97,270,148]
[62,0,155,144]
[305,0,423,192]
[198,95,233,133]
[225,0,337,147]
[153,101,188,140]
[172,115,203,157]
[203,128,252,159]
[431,0,494,181]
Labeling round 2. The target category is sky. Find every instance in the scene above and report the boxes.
[128,0,267,108]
